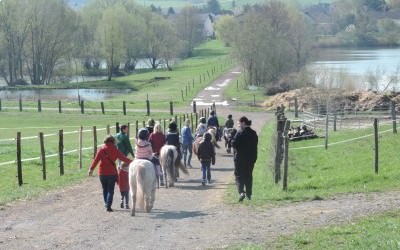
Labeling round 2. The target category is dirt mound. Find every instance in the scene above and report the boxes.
[263,88,399,112]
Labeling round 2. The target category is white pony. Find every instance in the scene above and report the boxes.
[129,159,157,216]
[159,145,189,188]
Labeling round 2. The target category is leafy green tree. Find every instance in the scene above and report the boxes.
[207,0,221,14]
[175,6,204,57]
[215,15,236,46]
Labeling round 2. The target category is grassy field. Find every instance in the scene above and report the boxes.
[0,111,192,206]
[275,210,400,249]
[2,40,232,112]
[223,73,267,112]
[226,120,400,205]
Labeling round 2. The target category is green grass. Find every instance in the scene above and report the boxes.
[223,74,267,112]
[3,40,232,112]
[0,111,193,206]
[226,121,400,205]
[275,210,400,249]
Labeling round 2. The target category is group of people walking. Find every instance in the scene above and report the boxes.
[88,112,258,212]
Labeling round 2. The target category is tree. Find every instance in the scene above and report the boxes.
[167,7,175,15]
[215,15,236,46]
[207,0,221,14]
[175,6,204,57]
[0,0,30,85]
[25,0,77,85]
[229,1,314,86]
[96,4,126,81]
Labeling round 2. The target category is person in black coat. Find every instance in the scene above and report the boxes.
[231,116,258,202]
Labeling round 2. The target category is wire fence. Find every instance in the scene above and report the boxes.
[272,105,399,191]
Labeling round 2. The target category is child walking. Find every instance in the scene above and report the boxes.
[118,162,130,209]
[197,132,216,185]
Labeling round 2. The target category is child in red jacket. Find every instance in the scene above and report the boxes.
[118,162,130,209]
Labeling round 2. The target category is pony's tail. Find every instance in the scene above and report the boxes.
[167,148,174,170]
[178,162,189,175]
[136,164,145,210]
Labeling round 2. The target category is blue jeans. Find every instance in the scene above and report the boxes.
[182,143,192,165]
[201,161,211,182]
[99,175,117,208]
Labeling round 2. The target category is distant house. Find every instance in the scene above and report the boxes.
[303,3,336,37]
[195,13,221,39]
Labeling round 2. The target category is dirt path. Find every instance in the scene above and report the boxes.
[1,68,400,249]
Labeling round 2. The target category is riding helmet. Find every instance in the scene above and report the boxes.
[168,121,177,131]
[199,117,206,124]
[138,128,149,140]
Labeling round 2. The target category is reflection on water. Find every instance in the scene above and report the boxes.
[309,47,400,90]
[0,88,132,101]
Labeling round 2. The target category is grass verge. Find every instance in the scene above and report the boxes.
[275,210,400,249]
[223,74,267,112]
[226,120,400,205]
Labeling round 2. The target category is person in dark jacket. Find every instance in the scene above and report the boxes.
[225,114,234,129]
[207,110,219,128]
[181,119,193,167]
[207,110,220,140]
[231,116,258,202]
[197,132,216,185]
[166,121,182,177]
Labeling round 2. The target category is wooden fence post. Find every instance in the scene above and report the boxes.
[333,112,337,132]
[39,132,46,180]
[191,113,194,131]
[283,120,291,191]
[195,112,198,128]
[38,99,42,112]
[0,98,2,111]
[93,126,97,159]
[135,120,139,138]
[170,101,174,115]
[192,79,195,88]
[146,99,150,116]
[106,124,110,135]
[116,122,120,133]
[325,114,329,150]
[193,101,197,113]
[123,101,127,116]
[101,102,105,114]
[58,100,62,113]
[142,120,146,128]
[80,100,84,114]
[127,122,130,139]
[391,100,397,134]
[163,119,166,134]
[79,126,83,169]
[294,97,298,118]
[185,85,188,96]
[181,90,184,102]
[17,132,23,186]
[274,118,285,183]
[374,118,379,174]
[59,129,64,176]
[19,97,22,112]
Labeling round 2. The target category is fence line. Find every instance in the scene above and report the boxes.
[290,126,397,150]
[0,144,103,167]
[0,126,114,142]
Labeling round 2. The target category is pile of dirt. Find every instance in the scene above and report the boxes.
[262,87,399,112]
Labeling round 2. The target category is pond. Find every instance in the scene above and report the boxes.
[309,47,400,90]
[0,88,132,101]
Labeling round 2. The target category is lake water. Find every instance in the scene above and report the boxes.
[309,47,400,90]
[0,88,132,101]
